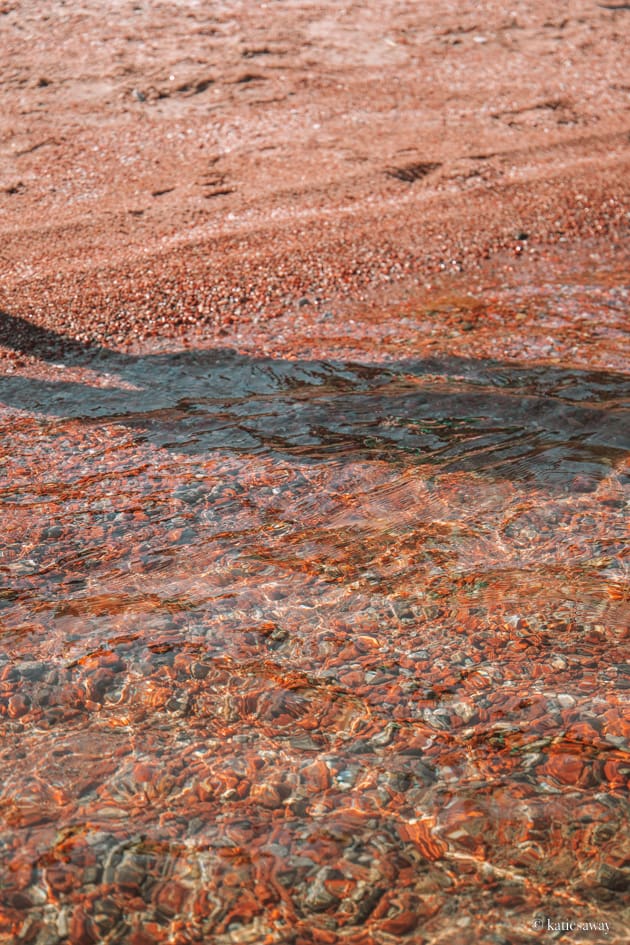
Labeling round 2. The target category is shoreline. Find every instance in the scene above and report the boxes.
[2,163,628,349]
[1,1,628,349]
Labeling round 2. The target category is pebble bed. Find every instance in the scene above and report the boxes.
[0,247,628,944]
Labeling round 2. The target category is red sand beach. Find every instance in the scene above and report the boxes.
[0,4,629,945]
[0,0,628,350]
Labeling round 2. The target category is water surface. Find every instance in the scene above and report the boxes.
[0,275,628,944]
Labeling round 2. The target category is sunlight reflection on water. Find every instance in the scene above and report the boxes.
[0,278,628,943]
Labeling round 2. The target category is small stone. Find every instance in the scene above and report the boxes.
[133,762,155,783]
[70,910,98,945]
[57,910,70,938]
[543,751,585,786]
[249,782,282,809]
[304,869,340,912]
[452,700,475,721]
[311,929,338,944]
[597,864,629,892]
[8,693,30,718]
[154,880,189,918]
[557,693,576,708]
[371,722,398,746]
[380,910,418,934]
[301,759,331,791]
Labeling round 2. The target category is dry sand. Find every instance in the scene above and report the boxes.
[0,0,628,347]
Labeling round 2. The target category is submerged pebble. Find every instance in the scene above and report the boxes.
[0,261,628,944]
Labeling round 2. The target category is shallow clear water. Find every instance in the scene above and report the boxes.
[0,277,628,944]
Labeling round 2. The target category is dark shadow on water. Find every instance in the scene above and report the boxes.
[1,311,628,488]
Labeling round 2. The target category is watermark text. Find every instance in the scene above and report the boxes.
[532,916,610,935]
